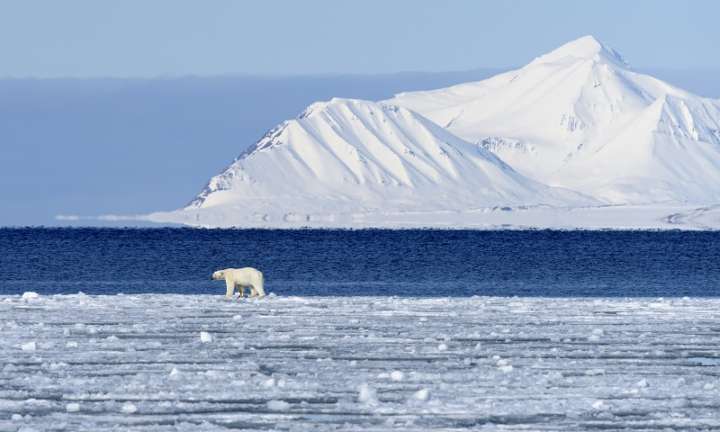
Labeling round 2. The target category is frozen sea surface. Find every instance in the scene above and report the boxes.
[2,294,720,431]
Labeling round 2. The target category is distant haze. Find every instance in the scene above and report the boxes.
[1,1,719,77]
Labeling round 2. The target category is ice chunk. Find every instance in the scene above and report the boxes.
[592,400,609,410]
[21,292,39,300]
[121,402,137,414]
[199,331,212,343]
[262,377,276,388]
[267,400,290,411]
[65,403,80,413]
[412,388,431,401]
[358,383,378,405]
[49,362,66,370]
[21,341,36,351]
[497,358,513,372]
[390,370,404,382]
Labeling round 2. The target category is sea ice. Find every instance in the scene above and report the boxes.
[1,294,720,430]
[21,292,39,300]
[121,402,137,414]
[412,388,431,402]
[390,370,404,382]
[20,341,36,352]
[357,383,378,406]
[267,400,290,411]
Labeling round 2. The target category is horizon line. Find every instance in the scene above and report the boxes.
[3,66,720,81]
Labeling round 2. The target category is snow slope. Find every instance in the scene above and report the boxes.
[390,36,720,204]
[151,98,591,227]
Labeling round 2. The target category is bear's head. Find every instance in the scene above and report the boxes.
[211,270,225,280]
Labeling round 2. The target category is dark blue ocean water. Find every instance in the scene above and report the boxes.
[1,228,719,297]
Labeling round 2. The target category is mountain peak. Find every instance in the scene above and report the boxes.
[298,97,394,120]
[530,35,628,68]
[390,36,720,206]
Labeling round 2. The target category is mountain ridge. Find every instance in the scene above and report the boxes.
[389,36,720,204]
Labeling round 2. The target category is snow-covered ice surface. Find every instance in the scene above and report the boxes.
[2,294,720,431]
[149,203,720,230]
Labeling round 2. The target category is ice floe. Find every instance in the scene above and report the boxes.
[1,294,719,430]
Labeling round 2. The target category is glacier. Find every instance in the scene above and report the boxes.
[2,293,720,431]
[144,36,720,229]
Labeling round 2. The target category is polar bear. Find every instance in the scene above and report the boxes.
[212,267,265,299]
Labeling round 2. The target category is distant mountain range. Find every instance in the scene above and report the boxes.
[147,37,720,229]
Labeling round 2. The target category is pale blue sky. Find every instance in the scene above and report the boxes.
[1,0,718,78]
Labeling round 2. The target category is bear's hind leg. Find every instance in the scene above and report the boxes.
[253,273,266,298]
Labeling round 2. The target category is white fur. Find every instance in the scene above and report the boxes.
[212,267,265,299]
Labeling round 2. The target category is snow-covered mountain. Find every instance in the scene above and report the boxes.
[389,36,720,204]
[152,98,592,227]
[146,36,720,228]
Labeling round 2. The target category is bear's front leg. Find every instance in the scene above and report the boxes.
[224,276,235,299]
